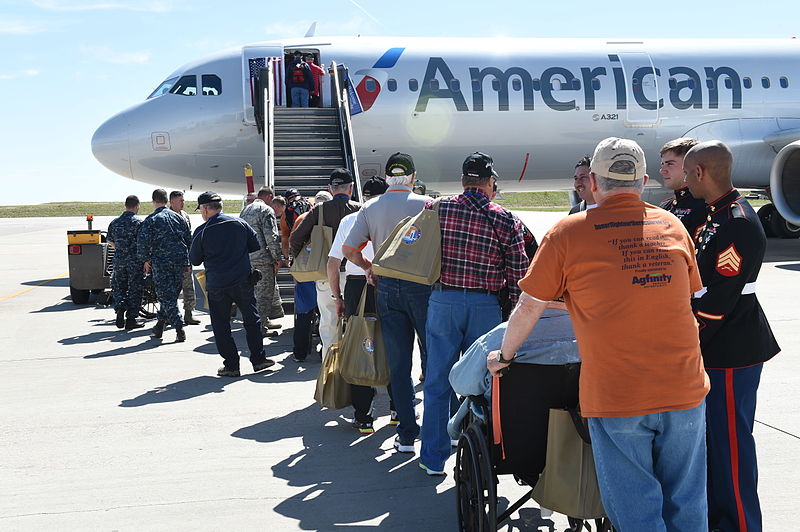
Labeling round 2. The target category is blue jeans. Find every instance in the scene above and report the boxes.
[207,279,267,370]
[290,87,309,107]
[421,288,501,471]
[588,403,708,532]
[376,277,431,443]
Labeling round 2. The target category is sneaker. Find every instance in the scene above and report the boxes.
[252,359,275,372]
[393,437,415,454]
[217,366,241,377]
[352,421,375,434]
[388,411,399,426]
[419,462,445,476]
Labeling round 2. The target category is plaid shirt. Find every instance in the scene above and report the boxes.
[425,188,528,304]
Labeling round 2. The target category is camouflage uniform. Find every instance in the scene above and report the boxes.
[107,211,143,314]
[240,199,283,321]
[172,209,197,313]
[137,206,191,327]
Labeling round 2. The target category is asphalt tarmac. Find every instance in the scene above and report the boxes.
[0,212,798,531]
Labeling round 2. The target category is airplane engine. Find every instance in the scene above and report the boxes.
[769,141,800,237]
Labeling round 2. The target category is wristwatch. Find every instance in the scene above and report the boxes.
[495,351,513,365]
[331,294,343,301]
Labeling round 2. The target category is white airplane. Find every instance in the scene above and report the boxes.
[92,36,800,236]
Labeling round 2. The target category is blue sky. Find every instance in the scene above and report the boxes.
[1,0,797,205]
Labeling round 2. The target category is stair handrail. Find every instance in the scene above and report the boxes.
[264,60,276,189]
[330,61,362,202]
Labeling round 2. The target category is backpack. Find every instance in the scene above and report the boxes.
[285,197,311,230]
[291,63,306,84]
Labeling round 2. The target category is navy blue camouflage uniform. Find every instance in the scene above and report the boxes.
[107,211,143,314]
[137,206,191,327]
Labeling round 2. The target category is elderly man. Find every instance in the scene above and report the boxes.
[240,186,283,333]
[290,169,361,357]
[420,152,528,476]
[489,138,710,530]
[168,190,200,325]
[189,192,274,377]
[684,141,780,532]
[137,188,191,342]
[568,156,597,214]
[658,137,706,239]
[343,153,432,455]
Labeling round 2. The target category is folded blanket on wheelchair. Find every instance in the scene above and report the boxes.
[447,308,580,440]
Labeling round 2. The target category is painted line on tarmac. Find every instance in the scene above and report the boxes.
[0,272,68,302]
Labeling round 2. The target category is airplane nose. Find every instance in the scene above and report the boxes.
[91,114,132,178]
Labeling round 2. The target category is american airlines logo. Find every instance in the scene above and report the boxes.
[716,244,743,276]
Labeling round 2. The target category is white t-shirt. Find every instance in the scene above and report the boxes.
[329,211,373,276]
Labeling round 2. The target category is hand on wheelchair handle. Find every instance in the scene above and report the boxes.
[487,350,510,377]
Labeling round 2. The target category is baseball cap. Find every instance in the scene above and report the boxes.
[196,191,221,210]
[462,152,494,179]
[362,176,389,198]
[385,152,415,177]
[314,190,333,203]
[284,188,300,199]
[329,168,354,186]
[590,137,646,181]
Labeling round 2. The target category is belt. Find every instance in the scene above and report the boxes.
[434,282,499,296]
[693,282,756,299]
[347,274,366,280]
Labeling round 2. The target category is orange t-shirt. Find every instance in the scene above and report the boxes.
[519,193,709,417]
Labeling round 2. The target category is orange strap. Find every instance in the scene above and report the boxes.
[492,374,506,460]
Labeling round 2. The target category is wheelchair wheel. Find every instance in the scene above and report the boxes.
[139,275,160,320]
[456,421,497,532]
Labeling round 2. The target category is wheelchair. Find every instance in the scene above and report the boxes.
[138,274,161,320]
[454,362,611,532]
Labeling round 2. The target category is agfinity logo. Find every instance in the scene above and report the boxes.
[632,273,672,286]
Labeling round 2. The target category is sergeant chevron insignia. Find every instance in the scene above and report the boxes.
[716,244,743,276]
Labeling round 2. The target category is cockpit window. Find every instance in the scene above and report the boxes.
[147,76,178,99]
[201,74,222,96]
[169,75,197,96]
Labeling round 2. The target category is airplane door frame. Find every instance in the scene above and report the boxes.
[242,45,284,125]
[616,52,661,127]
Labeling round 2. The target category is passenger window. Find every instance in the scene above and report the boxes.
[492,79,500,91]
[387,78,397,92]
[743,77,752,89]
[201,74,222,96]
[532,78,541,91]
[762,77,770,88]
[706,78,715,90]
[147,77,178,99]
[780,76,789,88]
[429,79,439,91]
[571,78,581,90]
[551,79,562,90]
[668,77,677,90]
[408,79,418,91]
[592,78,601,90]
[450,79,460,91]
[471,79,481,92]
[687,79,696,90]
[512,78,521,91]
[365,78,377,93]
[169,75,197,96]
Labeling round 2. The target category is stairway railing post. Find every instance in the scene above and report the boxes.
[265,59,275,189]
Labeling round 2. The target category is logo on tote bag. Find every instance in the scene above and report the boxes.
[362,337,375,353]
[402,225,422,244]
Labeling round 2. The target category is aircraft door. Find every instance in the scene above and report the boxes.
[242,44,284,124]
[616,52,660,127]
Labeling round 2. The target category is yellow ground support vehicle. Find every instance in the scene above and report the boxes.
[66,216,113,305]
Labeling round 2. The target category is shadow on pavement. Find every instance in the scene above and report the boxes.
[233,403,454,530]
[776,263,800,272]
[119,370,277,407]
[21,277,69,287]
[61,327,153,346]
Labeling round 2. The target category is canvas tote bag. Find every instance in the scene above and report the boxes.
[313,321,352,409]
[371,199,442,285]
[531,408,607,520]
[290,202,332,282]
[338,285,390,387]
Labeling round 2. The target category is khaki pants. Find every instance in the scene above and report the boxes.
[181,269,195,312]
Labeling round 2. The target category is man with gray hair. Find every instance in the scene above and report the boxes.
[488,138,709,530]
[240,186,283,333]
[291,169,360,357]
[343,153,431,454]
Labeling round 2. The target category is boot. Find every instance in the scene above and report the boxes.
[175,325,186,343]
[125,310,143,330]
[115,310,125,329]
[183,308,200,325]
[152,320,165,339]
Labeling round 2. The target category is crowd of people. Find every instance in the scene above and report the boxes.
[106,136,779,531]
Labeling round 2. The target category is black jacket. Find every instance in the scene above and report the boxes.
[691,189,780,368]
[659,187,707,240]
